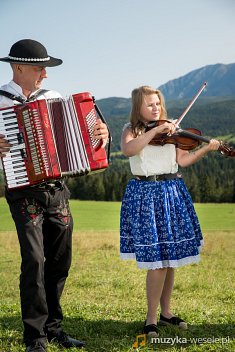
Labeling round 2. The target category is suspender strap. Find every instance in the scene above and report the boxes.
[0,89,49,103]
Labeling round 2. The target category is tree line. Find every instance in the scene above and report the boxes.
[0,153,234,202]
[67,153,235,202]
[0,97,234,202]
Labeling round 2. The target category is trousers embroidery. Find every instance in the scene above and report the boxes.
[55,200,70,225]
[20,199,44,225]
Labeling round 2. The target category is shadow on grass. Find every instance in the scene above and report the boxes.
[0,316,234,351]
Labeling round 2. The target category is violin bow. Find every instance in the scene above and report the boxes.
[172,82,235,157]
[174,82,207,128]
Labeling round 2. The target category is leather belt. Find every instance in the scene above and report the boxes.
[134,173,180,181]
[33,180,64,190]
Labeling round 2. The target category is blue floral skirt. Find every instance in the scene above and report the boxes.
[120,178,203,269]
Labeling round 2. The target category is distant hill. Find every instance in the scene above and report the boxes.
[158,63,235,100]
[97,97,131,118]
[98,63,235,118]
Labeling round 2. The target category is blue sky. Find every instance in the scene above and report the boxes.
[1,0,234,99]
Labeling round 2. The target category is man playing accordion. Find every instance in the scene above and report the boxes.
[0,39,109,352]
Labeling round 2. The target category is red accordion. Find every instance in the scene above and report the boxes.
[0,92,109,189]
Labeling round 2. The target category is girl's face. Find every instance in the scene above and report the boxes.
[140,93,161,123]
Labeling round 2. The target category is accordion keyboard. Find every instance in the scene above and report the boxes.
[0,107,30,188]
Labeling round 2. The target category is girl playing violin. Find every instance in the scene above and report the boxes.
[120,85,220,336]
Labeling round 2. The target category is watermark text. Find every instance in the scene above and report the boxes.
[151,336,230,345]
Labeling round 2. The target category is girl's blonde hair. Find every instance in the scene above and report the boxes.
[130,86,167,137]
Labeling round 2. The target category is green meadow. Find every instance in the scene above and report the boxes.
[1,198,235,232]
[0,199,234,351]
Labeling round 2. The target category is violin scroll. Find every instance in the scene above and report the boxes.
[219,142,235,157]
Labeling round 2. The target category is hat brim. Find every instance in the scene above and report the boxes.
[0,56,62,67]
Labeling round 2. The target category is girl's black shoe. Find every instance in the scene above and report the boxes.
[159,314,188,330]
[143,320,159,337]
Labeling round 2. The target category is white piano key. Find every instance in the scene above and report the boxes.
[6,136,20,143]
[2,112,16,118]
[3,150,21,156]
[0,117,18,123]
[4,157,25,165]
[2,130,21,137]
[8,137,23,143]
[3,149,22,156]
[6,172,28,181]
[12,166,27,173]
[4,149,21,155]
[7,179,29,185]
[3,162,25,169]
[0,120,17,126]
[0,121,18,127]
[4,170,27,179]
[0,107,15,112]
[2,128,19,134]
[0,124,19,130]
[3,155,23,163]
[4,160,25,167]
[4,163,25,171]
[4,168,27,177]
[0,113,16,119]
[9,143,26,151]
[0,124,18,130]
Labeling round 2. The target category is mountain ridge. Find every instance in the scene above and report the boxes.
[158,63,235,100]
[97,62,235,107]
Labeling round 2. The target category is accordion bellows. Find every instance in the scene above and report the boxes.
[0,92,109,189]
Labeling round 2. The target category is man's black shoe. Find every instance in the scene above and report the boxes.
[26,341,46,352]
[48,331,85,348]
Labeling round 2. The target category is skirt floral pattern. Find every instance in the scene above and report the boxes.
[120,177,204,269]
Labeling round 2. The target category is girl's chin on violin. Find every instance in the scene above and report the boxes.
[152,114,160,119]
[141,115,160,124]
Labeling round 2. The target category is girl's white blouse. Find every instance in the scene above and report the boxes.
[129,144,178,176]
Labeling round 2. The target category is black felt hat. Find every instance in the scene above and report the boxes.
[0,39,62,67]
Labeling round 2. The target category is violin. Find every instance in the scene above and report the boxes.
[144,82,235,157]
[145,120,235,157]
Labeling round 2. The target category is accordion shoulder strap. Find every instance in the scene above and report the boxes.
[93,97,112,164]
[0,88,49,104]
[0,89,25,103]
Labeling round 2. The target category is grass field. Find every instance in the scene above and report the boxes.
[0,199,234,351]
[1,198,235,232]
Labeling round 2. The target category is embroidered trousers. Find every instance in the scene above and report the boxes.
[5,184,73,346]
